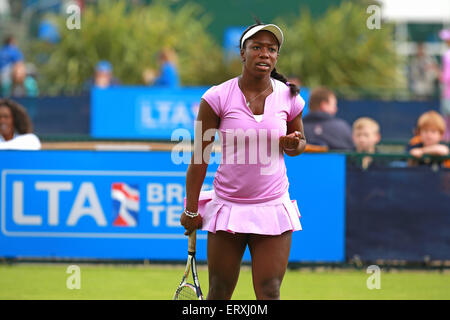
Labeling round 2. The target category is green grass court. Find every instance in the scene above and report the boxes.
[0,263,449,300]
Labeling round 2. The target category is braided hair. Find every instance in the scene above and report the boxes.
[239,22,300,97]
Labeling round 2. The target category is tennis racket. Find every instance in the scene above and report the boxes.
[173,230,204,300]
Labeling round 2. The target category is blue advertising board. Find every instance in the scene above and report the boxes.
[0,151,345,262]
[91,87,207,139]
[90,86,311,140]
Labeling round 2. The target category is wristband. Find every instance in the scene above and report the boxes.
[183,209,199,218]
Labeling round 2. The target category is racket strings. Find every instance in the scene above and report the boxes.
[175,284,199,300]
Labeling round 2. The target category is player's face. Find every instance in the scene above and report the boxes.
[0,106,14,140]
[241,31,279,77]
[420,126,442,146]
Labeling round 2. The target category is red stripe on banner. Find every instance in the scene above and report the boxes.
[112,183,139,201]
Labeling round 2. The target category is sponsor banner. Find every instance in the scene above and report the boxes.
[90,86,311,139]
[90,87,207,139]
[0,151,345,262]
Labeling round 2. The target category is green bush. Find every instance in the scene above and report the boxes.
[275,1,407,98]
[30,0,407,98]
[30,0,233,95]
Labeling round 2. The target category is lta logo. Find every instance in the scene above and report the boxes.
[111,183,140,227]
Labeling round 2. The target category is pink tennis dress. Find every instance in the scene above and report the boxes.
[194,77,305,235]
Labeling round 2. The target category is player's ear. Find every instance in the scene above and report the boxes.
[240,48,246,62]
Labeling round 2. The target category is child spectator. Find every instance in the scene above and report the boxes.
[350,117,382,169]
[407,111,449,166]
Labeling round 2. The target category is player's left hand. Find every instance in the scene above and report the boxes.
[279,131,303,151]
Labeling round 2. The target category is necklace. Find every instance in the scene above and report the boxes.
[239,78,272,107]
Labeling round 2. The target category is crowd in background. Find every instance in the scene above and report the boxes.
[302,86,449,169]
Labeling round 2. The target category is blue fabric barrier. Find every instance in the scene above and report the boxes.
[346,166,450,262]
[15,96,90,136]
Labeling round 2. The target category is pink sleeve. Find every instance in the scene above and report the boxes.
[443,52,450,84]
[202,85,222,118]
[287,94,305,122]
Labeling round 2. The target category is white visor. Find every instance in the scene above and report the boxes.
[240,24,284,50]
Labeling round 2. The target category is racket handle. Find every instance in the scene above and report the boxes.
[188,230,197,254]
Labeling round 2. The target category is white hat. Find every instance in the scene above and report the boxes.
[240,24,284,50]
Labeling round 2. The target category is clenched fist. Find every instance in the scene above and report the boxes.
[279,131,303,151]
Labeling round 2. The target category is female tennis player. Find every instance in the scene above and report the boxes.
[180,22,306,300]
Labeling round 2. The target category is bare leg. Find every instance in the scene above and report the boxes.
[248,231,292,300]
[206,231,248,300]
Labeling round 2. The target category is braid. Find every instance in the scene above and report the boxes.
[271,68,299,97]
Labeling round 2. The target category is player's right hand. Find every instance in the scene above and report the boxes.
[180,212,203,236]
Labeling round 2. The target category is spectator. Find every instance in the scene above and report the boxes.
[84,60,120,91]
[0,36,24,93]
[409,42,439,99]
[303,86,353,150]
[94,60,120,88]
[407,110,449,167]
[0,98,41,150]
[148,48,180,88]
[1,61,39,97]
[38,19,61,44]
[350,117,382,169]
[439,29,450,142]
[142,68,156,85]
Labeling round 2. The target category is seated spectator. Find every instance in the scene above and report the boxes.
[408,42,439,99]
[1,61,39,97]
[350,117,382,169]
[303,86,354,150]
[84,60,120,91]
[407,111,449,167]
[146,48,180,88]
[0,35,24,92]
[38,19,60,44]
[0,98,41,150]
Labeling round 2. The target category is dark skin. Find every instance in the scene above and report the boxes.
[0,106,15,141]
[180,30,306,300]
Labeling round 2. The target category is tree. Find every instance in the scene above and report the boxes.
[275,1,406,98]
[30,0,232,95]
